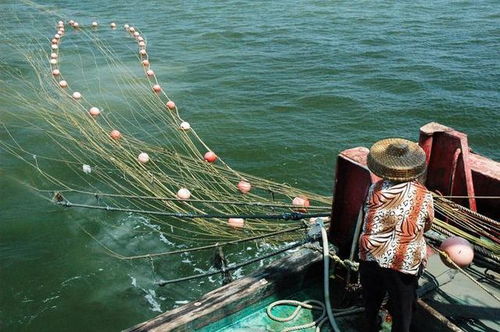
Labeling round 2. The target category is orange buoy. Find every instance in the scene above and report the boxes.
[137,152,150,164]
[146,69,155,77]
[228,218,245,229]
[177,188,191,200]
[142,59,150,66]
[89,107,100,117]
[166,100,176,110]
[237,180,251,194]
[204,151,217,163]
[152,84,161,93]
[180,122,191,130]
[59,80,68,88]
[292,196,310,212]
[440,237,474,268]
[52,69,60,76]
[110,129,122,140]
[72,91,82,100]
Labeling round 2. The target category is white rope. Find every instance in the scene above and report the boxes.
[266,222,343,331]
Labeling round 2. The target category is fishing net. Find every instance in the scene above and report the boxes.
[0,6,332,252]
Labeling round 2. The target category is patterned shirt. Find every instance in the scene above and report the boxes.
[359,180,434,275]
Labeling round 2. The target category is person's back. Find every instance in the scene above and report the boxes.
[358,138,434,332]
[359,179,433,275]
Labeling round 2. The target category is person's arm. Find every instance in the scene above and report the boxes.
[424,194,434,232]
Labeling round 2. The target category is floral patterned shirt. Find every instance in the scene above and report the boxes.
[359,180,434,275]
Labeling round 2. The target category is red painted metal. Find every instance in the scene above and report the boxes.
[329,147,373,257]
[418,123,477,211]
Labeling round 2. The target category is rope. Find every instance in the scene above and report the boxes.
[80,224,306,260]
[267,300,327,332]
[38,188,331,210]
[55,197,331,221]
[157,240,306,286]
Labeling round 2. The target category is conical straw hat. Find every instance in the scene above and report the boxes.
[367,138,426,182]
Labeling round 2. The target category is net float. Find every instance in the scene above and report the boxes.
[292,196,310,212]
[51,38,58,44]
[177,188,191,200]
[228,218,245,229]
[72,92,82,100]
[137,152,150,164]
[129,27,135,33]
[142,59,150,66]
[138,41,146,47]
[51,44,58,50]
[204,151,217,163]
[50,58,57,65]
[180,122,191,130]
[133,31,140,37]
[59,80,68,88]
[92,21,98,27]
[50,52,58,59]
[54,34,60,39]
[440,236,474,268]
[89,107,100,117]
[110,22,116,28]
[237,181,251,194]
[52,69,60,76]
[110,130,122,140]
[166,100,176,110]
[139,49,147,56]
[146,69,154,77]
[152,84,161,93]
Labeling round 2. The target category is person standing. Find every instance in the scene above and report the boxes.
[359,138,434,332]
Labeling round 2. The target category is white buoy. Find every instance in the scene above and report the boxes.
[138,152,150,164]
[82,164,92,174]
[176,188,191,200]
[59,80,68,88]
[92,21,98,27]
[50,59,57,65]
[180,122,191,130]
[51,44,58,50]
[72,91,82,100]
[110,22,116,28]
[89,107,101,117]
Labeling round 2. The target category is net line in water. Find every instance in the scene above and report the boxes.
[0,14,332,245]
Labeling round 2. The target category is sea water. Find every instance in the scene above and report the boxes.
[0,0,498,331]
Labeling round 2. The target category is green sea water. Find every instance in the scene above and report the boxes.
[0,1,498,331]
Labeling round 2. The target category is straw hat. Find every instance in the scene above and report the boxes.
[367,138,426,182]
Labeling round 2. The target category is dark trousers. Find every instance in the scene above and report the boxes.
[359,261,420,332]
